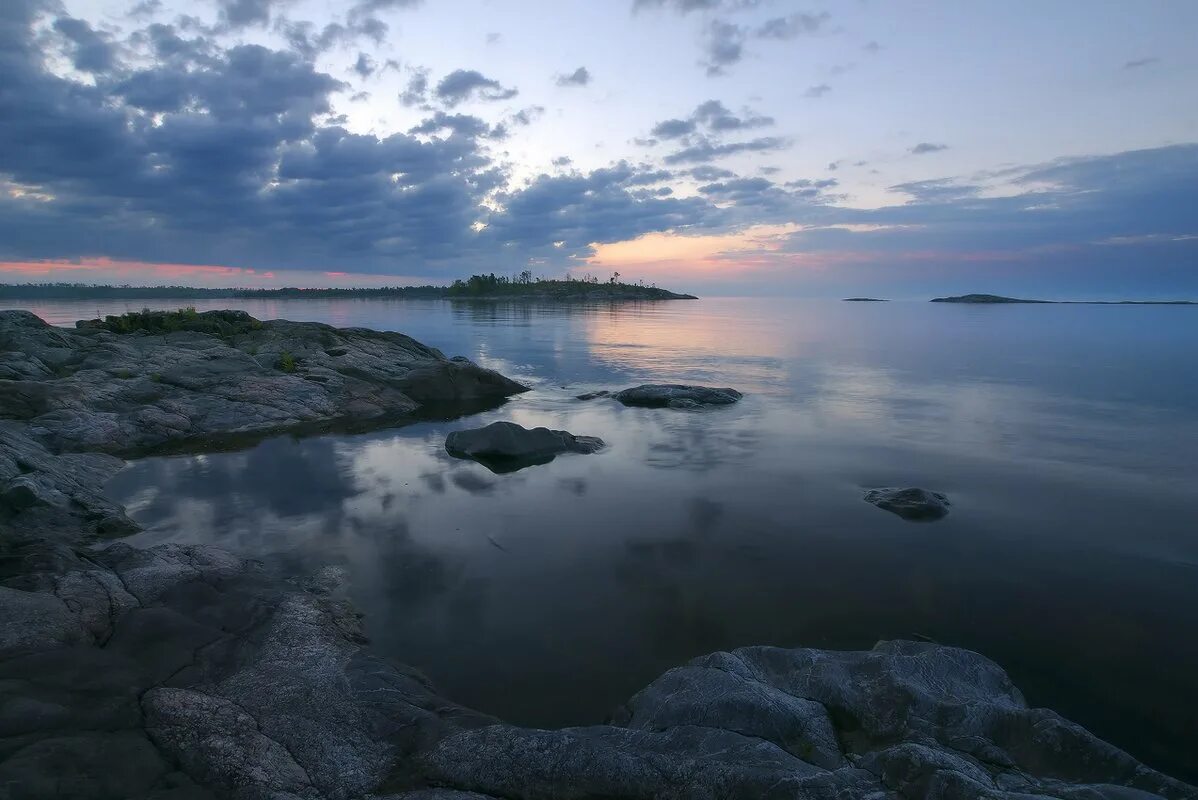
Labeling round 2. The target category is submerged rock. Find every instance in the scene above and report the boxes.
[575,390,611,401]
[864,486,950,520]
[612,384,743,409]
[446,421,604,473]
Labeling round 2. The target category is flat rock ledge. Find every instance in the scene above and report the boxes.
[0,309,526,455]
[864,487,951,521]
[580,384,743,409]
[1,310,1193,800]
[446,421,604,473]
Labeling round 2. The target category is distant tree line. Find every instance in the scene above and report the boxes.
[1,273,676,301]
[0,283,447,300]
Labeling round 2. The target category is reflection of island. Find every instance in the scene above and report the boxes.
[932,293,1195,305]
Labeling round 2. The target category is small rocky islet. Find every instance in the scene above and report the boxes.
[446,421,604,473]
[578,383,744,409]
[1,308,1192,799]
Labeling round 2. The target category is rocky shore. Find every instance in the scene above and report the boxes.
[1,309,1193,800]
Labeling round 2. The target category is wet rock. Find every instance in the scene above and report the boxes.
[575,390,611,401]
[863,486,950,520]
[612,384,743,409]
[446,421,604,473]
[0,585,89,658]
[0,309,527,454]
[414,641,1195,800]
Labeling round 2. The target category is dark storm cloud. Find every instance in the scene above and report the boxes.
[910,142,949,155]
[435,69,518,106]
[0,0,737,276]
[53,17,117,73]
[555,66,591,87]
[663,136,788,164]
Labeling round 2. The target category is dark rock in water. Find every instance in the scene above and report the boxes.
[864,486,950,520]
[446,421,604,473]
[575,390,611,401]
[612,384,743,409]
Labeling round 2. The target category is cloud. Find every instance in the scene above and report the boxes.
[53,17,117,73]
[128,0,163,17]
[400,67,429,106]
[698,10,830,75]
[217,0,273,28]
[663,136,788,164]
[508,105,545,127]
[910,142,949,155]
[692,99,773,131]
[702,19,744,76]
[755,12,829,40]
[804,84,831,98]
[555,66,591,87]
[632,0,725,12]
[347,0,422,23]
[649,100,773,141]
[1123,57,1159,69]
[408,112,498,140]
[435,69,518,106]
[352,52,375,77]
[689,165,735,180]
[651,118,697,139]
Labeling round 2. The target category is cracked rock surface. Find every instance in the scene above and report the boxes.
[0,309,526,455]
[1,310,1194,799]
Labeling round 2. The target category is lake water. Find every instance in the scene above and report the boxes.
[11,296,1198,778]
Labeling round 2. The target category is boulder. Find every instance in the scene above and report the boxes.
[446,421,604,473]
[863,487,950,520]
[612,384,742,409]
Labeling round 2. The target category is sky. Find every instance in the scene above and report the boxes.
[1,0,1196,297]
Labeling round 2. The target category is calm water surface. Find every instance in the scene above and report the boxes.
[13,297,1198,777]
